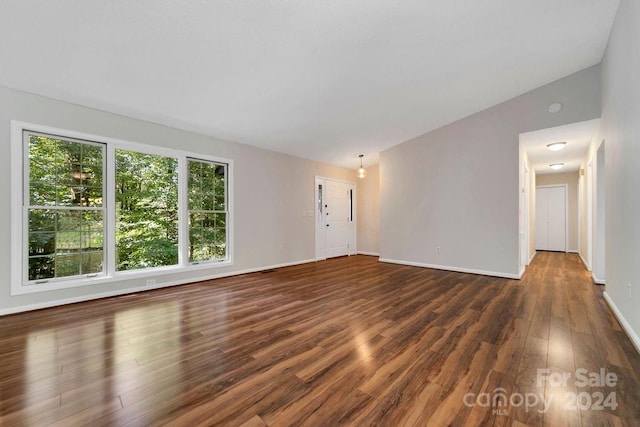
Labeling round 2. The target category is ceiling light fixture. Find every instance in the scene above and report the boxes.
[546,141,567,151]
[548,102,563,113]
[357,154,366,179]
[550,163,564,170]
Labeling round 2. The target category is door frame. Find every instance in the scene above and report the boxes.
[536,184,569,253]
[593,140,606,283]
[314,175,357,260]
[523,162,529,267]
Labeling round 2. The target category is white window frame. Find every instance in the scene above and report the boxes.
[11,121,234,295]
[22,130,108,285]
[185,157,230,265]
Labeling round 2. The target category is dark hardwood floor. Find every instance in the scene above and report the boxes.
[1,253,639,426]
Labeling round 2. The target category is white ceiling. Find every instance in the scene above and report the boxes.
[0,1,619,169]
[520,119,600,174]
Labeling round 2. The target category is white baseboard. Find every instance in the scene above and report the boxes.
[357,251,380,257]
[528,251,537,265]
[0,258,316,316]
[378,258,520,280]
[578,252,591,271]
[518,266,526,279]
[592,273,606,285]
[568,250,579,253]
[603,291,640,356]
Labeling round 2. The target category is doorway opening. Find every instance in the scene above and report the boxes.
[519,118,600,275]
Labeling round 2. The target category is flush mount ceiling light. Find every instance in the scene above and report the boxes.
[550,163,564,170]
[546,141,567,151]
[548,102,563,113]
[357,154,366,179]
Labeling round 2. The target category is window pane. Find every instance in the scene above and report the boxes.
[57,211,81,231]
[29,181,57,206]
[56,254,81,278]
[28,136,57,205]
[29,232,55,256]
[214,166,226,210]
[26,133,105,282]
[82,251,103,274]
[29,135,103,207]
[29,209,56,232]
[188,161,202,210]
[26,210,104,280]
[56,231,81,251]
[188,159,227,263]
[115,150,179,271]
[81,232,103,250]
[29,256,55,280]
[215,212,226,228]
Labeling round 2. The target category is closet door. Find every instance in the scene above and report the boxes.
[535,186,566,252]
[546,186,566,251]
[535,188,548,250]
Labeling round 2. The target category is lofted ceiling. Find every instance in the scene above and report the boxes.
[0,1,619,169]
[520,119,600,174]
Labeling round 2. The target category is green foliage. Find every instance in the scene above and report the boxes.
[26,134,228,282]
[27,135,104,280]
[115,150,179,270]
[29,136,103,207]
[188,159,227,262]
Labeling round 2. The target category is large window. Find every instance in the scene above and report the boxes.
[11,122,232,294]
[26,132,105,282]
[188,159,227,262]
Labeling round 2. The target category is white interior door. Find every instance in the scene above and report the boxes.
[315,177,355,259]
[535,186,566,252]
[546,187,566,251]
[535,188,548,250]
[326,180,351,258]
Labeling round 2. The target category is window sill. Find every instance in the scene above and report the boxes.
[12,260,233,296]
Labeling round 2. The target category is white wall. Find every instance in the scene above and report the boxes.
[380,65,601,278]
[600,0,640,349]
[357,164,379,255]
[594,143,606,283]
[536,172,580,252]
[520,150,537,266]
[579,151,590,269]
[579,124,604,272]
[0,85,356,314]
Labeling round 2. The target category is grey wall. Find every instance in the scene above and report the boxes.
[379,66,601,277]
[536,171,580,252]
[0,86,356,314]
[600,0,640,344]
[357,164,379,255]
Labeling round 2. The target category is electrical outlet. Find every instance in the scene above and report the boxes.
[146,279,156,286]
[436,246,441,253]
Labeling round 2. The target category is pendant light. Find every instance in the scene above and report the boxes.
[357,154,366,179]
